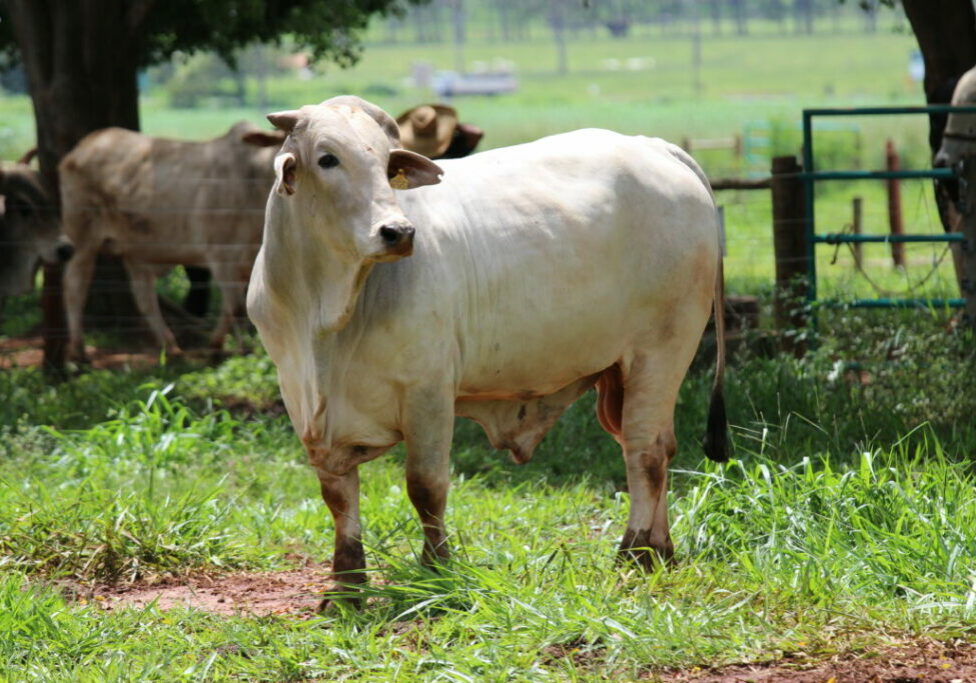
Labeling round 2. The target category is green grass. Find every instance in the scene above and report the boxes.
[1,314,975,678]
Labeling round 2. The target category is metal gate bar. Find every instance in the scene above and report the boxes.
[801,105,976,312]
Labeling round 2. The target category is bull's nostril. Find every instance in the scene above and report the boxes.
[380,225,402,245]
[56,243,75,262]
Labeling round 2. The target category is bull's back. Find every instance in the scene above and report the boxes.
[371,129,719,395]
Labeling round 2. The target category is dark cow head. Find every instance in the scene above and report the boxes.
[0,163,73,295]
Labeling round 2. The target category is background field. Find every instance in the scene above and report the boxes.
[2,9,976,680]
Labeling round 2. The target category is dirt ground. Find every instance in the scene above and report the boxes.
[54,565,976,682]
[0,335,226,370]
[661,638,976,682]
[0,335,163,370]
[72,564,333,618]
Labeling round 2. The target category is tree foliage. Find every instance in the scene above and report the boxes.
[0,0,424,71]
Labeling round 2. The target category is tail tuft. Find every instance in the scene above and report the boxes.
[702,387,729,462]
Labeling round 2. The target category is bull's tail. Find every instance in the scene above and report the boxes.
[702,254,729,462]
[660,140,729,462]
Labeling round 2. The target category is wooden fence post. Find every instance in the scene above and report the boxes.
[960,155,976,328]
[771,155,808,354]
[885,139,905,268]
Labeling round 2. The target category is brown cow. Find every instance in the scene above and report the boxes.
[59,122,283,360]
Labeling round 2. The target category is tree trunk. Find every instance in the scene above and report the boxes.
[793,0,812,35]
[902,0,976,157]
[3,0,148,373]
[450,0,465,73]
[731,0,747,36]
[861,0,877,34]
[903,0,976,294]
[708,0,721,35]
[548,0,568,76]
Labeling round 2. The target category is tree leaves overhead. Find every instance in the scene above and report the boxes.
[142,0,424,68]
[0,0,425,70]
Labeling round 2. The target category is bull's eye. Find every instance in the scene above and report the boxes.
[318,153,340,169]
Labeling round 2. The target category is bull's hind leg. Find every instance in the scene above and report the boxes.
[601,351,692,569]
[123,260,181,355]
[207,261,248,353]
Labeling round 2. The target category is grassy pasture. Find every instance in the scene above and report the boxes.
[2,20,976,680]
[1,329,975,679]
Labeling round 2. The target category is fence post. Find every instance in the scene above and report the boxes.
[885,139,905,268]
[771,155,808,354]
[960,155,976,328]
[852,196,863,269]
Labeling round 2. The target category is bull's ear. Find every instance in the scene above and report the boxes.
[274,153,297,196]
[388,149,443,190]
[267,110,301,134]
[242,130,286,147]
[17,148,37,166]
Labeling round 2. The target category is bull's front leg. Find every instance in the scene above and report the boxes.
[317,467,366,610]
[404,392,455,566]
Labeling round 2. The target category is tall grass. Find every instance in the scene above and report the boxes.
[1,305,976,677]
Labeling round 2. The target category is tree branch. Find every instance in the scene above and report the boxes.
[126,0,156,31]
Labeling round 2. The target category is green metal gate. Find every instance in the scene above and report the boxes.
[801,105,976,312]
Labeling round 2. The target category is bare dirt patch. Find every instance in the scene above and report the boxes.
[76,564,334,617]
[0,336,164,370]
[658,638,976,682]
[58,567,976,681]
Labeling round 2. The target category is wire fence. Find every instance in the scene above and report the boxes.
[0,174,962,361]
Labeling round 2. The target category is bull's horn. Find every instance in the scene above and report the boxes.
[267,110,301,134]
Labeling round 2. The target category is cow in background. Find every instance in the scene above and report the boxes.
[0,152,73,296]
[59,122,283,361]
[247,96,727,608]
[934,65,976,294]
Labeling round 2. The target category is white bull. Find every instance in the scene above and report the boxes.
[247,96,728,607]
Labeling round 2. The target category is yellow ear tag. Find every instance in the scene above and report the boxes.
[390,168,409,190]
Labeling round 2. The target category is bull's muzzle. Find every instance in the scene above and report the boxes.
[378,222,415,257]
[56,241,75,263]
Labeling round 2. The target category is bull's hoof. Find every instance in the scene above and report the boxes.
[67,347,92,366]
[420,541,451,569]
[162,344,184,358]
[617,529,674,571]
[317,583,365,612]
[207,347,230,365]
